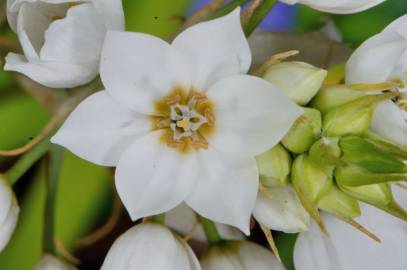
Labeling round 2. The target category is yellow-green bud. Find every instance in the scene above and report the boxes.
[339,136,407,174]
[263,61,327,105]
[308,137,344,169]
[335,165,406,186]
[318,185,361,218]
[310,85,365,114]
[256,144,291,187]
[338,182,407,222]
[322,92,398,137]
[292,154,333,203]
[282,108,322,154]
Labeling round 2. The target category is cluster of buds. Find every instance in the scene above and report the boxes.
[258,61,407,232]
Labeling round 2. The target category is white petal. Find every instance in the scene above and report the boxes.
[40,3,106,70]
[185,146,258,235]
[4,53,97,89]
[294,203,407,270]
[115,132,198,221]
[282,0,385,14]
[207,75,303,156]
[346,32,407,84]
[165,203,244,242]
[101,223,201,270]
[370,100,407,147]
[100,31,191,114]
[201,241,284,270]
[172,8,251,90]
[51,91,150,167]
[253,186,310,233]
[91,0,125,30]
[0,181,19,253]
[35,254,77,270]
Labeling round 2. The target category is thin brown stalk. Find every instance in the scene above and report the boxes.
[260,224,282,262]
[241,0,262,25]
[183,0,225,28]
[334,215,381,243]
[252,50,299,76]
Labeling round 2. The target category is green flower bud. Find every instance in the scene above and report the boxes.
[282,108,322,154]
[308,137,344,169]
[318,185,361,218]
[310,85,364,114]
[335,165,406,186]
[256,144,291,187]
[292,154,333,203]
[322,92,398,137]
[263,61,327,105]
[340,136,407,173]
[338,182,407,222]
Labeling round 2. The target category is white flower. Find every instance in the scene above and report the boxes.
[253,185,310,233]
[294,185,407,270]
[0,178,19,253]
[346,14,407,146]
[51,9,303,233]
[165,203,244,242]
[201,240,285,270]
[4,0,124,88]
[280,0,385,14]
[35,254,77,270]
[101,223,200,270]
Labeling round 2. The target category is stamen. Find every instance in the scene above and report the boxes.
[204,109,215,127]
[167,139,186,149]
[166,94,182,106]
[260,224,282,263]
[190,138,209,150]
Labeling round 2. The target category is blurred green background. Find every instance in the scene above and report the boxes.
[0,0,406,269]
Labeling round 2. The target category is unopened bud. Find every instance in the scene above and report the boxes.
[263,61,327,105]
[282,108,322,153]
[338,182,407,222]
[308,137,343,169]
[340,135,407,175]
[256,144,291,187]
[292,154,333,204]
[322,92,398,137]
[335,165,406,186]
[310,85,364,114]
[318,185,361,218]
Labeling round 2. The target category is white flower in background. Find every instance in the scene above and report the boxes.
[280,0,385,14]
[51,9,303,233]
[0,178,19,253]
[294,185,407,270]
[101,223,200,270]
[253,186,310,233]
[201,240,285,270]
[35,254,77,270]
[346,14,407,146]
[4,0,124,88]
[165,203,244,242]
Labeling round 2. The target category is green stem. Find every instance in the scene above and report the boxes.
[151,214,166,224]
[200,216,223,245]
[208,0,251,19]
[243,0,278,36]
[43,144,64,254]
[4,137,51,186]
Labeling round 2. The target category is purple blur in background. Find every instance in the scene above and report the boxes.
[188,0,297,31]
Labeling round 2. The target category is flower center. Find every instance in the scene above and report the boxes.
[151,87,216,153]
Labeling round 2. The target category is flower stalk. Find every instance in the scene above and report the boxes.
[243,0,278,36]
[199,216,223,245]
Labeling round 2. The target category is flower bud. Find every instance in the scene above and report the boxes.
[322,92,398,137]
[201,240,284,270]
[282,108,322,153]
[256,144,291,187]
[310,85,365,114]
[338,182,407,221]
[35,254,77,270]
[317,185,361,218]
[292,154,333,204]
[340,135,407,174]
[335,165,406,186]
[263,61,327,105]
[308,137,343,169]
[101,223,200,270]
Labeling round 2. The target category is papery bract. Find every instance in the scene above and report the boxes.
[101,223,200,270]
[4,0,125,88]
[51,8,303,234]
